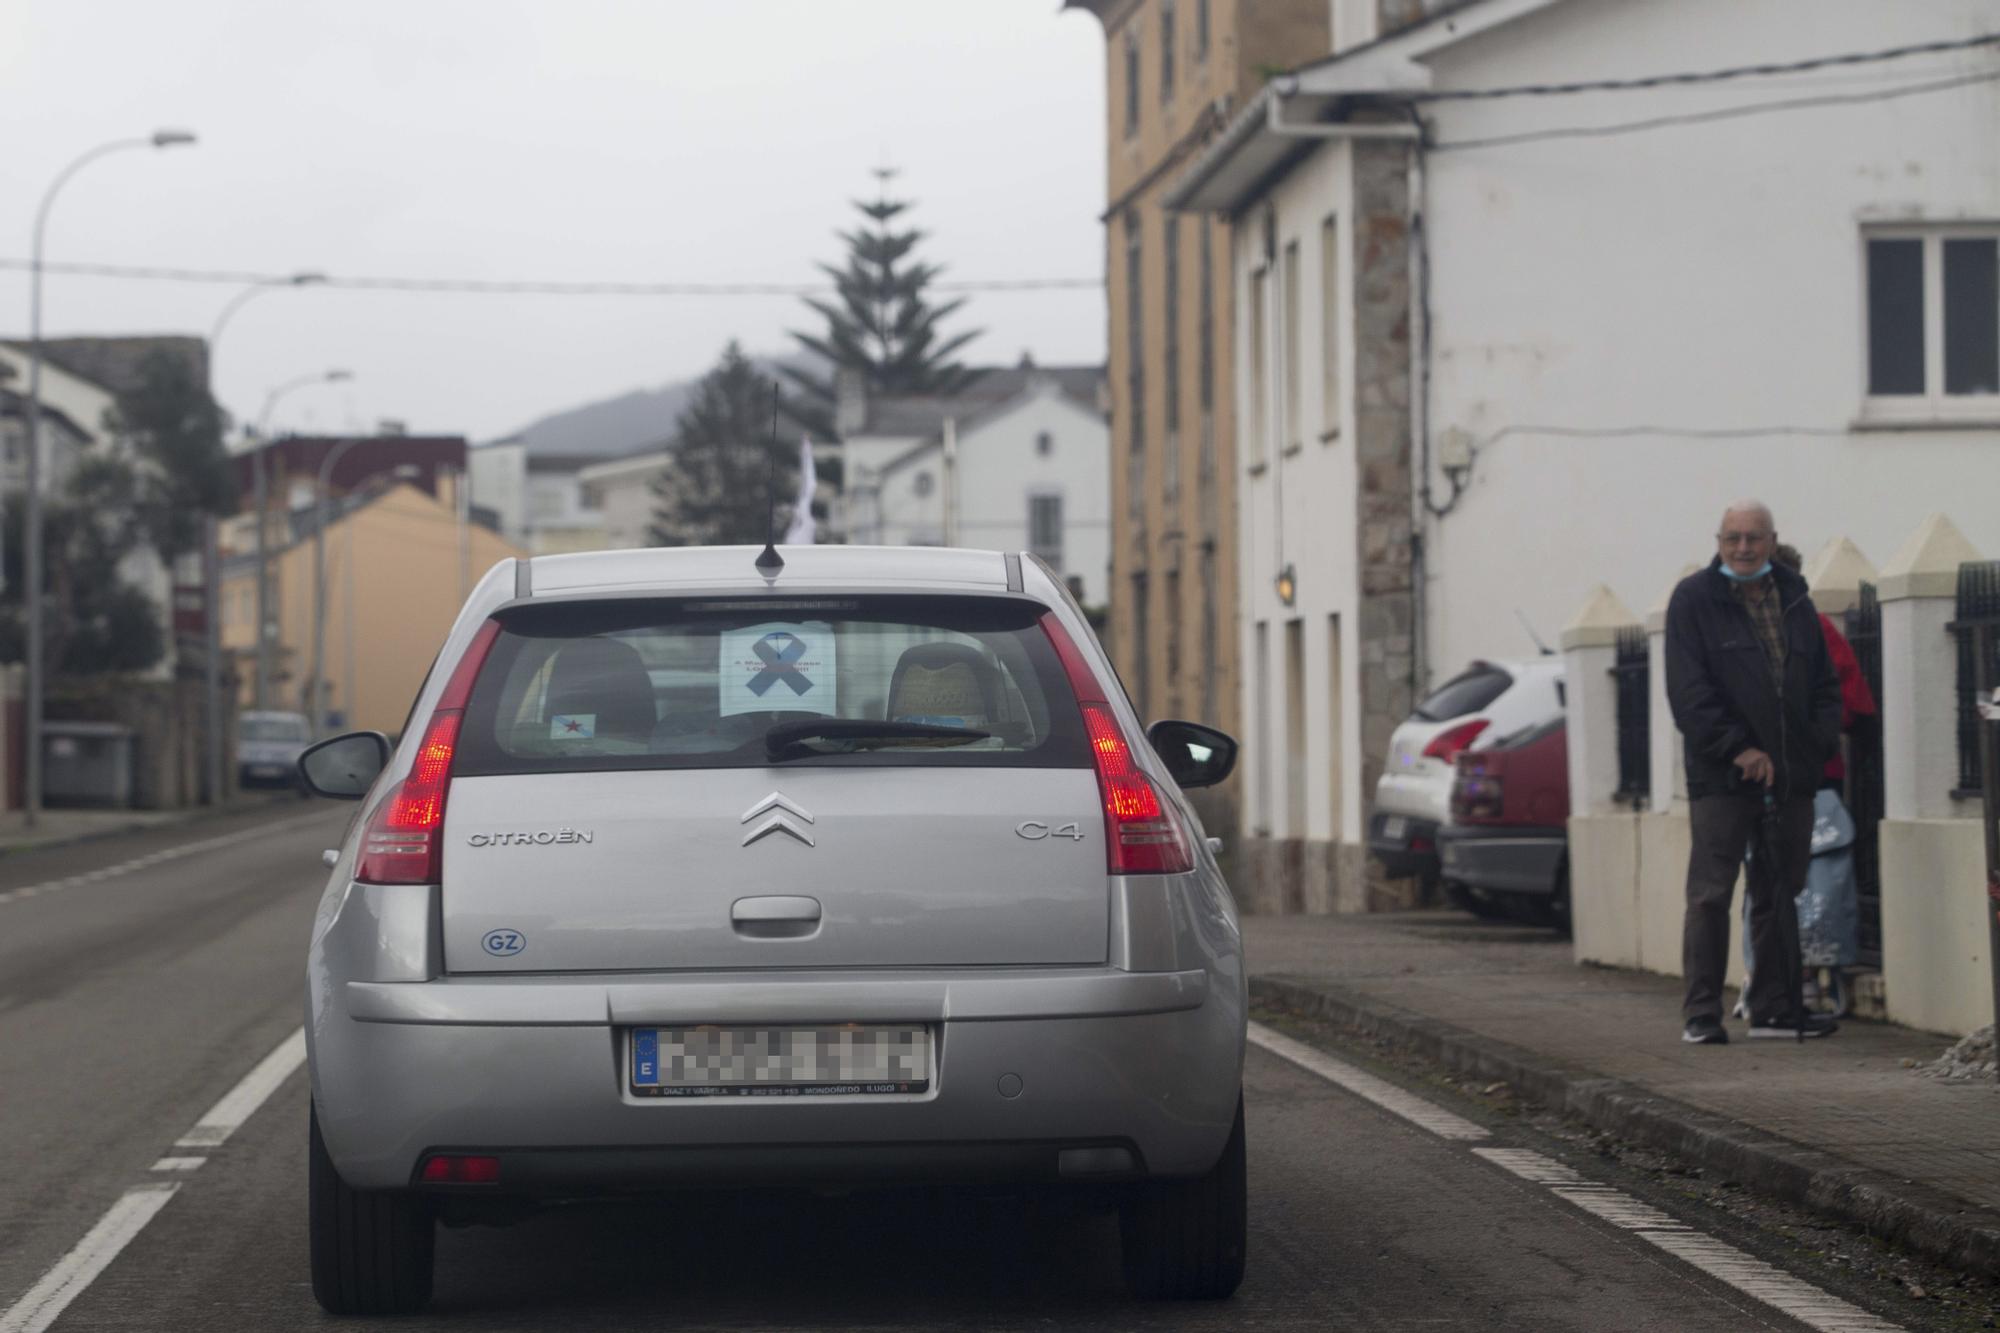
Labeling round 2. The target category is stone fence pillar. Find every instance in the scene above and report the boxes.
[1876,513,1990,1034]
[1563,585,1642,967]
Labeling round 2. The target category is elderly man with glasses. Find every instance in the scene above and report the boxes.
[1664,500,1844,1044]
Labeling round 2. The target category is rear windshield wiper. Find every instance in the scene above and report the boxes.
[764,718,991,761]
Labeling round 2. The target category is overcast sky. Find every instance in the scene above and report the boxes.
[1,1,1108,442]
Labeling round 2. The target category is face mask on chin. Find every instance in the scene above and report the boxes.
[1719,560,1772,583]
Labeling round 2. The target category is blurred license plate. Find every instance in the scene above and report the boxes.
[629,1025,931,1098]
[1381,816,1408,840]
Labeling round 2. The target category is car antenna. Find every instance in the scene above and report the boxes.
[755,384,784,575]
[1515,608,1554,656]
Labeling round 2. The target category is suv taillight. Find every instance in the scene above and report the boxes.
[1042,614,1194,875]
[354,620,500,886]
[1423,717,1489,764]
[1451,751,1506,822]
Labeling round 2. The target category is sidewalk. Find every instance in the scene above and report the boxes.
[1245,911,2000,1277]
[0,793,305,857]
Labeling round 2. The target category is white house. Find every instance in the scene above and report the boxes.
[839,362,1110,602]
[577,449,672,551]
[468,436,617,556]
[1167,0,2000,911]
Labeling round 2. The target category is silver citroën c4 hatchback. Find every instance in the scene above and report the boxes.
[299,545,1246,1314]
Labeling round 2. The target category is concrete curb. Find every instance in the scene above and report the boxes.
[1251,973,2000,1280]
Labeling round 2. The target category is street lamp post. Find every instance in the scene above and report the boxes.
[203,271,326,803]
[250,370,351,713]
[22,130,196,825]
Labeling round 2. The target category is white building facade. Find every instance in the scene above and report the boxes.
[1170,0,2000,911]
[840,365,1111,603]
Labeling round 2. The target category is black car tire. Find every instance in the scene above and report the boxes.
[309,1103,435,1315]
[1120,1093,1247,1300]
[1443,879,1512,921]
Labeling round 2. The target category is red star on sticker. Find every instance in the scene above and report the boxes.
[563,719,582,733]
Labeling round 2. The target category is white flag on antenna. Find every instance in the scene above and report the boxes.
[783,435,817,544]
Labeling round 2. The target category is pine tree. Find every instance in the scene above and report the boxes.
[648,343,809,547]
[783,170,981,440]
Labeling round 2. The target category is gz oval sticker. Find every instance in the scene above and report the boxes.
[482,928,526,957]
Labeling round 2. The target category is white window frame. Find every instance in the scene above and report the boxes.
[1859,223,2000,427]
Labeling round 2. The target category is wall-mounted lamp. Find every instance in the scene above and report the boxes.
[1275,563,1297,608]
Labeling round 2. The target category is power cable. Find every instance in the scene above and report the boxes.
[1406,30,2000,102]
[1431,69,2000,151]
[0,259,1101,296]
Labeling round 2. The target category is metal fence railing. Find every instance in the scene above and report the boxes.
[1845,582,1884,969]
[1952,560,2000,799]
[1611,625,1651,808]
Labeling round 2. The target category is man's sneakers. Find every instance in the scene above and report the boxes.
[1683,1016,1729,1044]
[1748,1013,1839,1040]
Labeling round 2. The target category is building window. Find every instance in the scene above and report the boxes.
[1327,613,1344,839]
[1163,215,1181,504]
[1125,213,1145,455]
[1320,214,1340,439]
[1132,572,1152,718]
[1282,239,1302,451]
[1165,568,1182,689]
[1123,28,1141,137]
[1247,266,1269,466]
[1253,620,1271,834]
[1198,219,1215,414]
[1200,544,1218,720]
[1028,492,1064,569]
[1036,430,1053,457]
[1285,619,1306,836]
[1865,229,1999,415]
[1194,0,1209,61]
[1160,0,1176,104]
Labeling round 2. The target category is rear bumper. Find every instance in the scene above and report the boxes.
[1367,811,1439,879]
[309,968,1243,1193]
[1436,825,1565,895]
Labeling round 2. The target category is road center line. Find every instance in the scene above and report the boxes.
[175,1028,308,1149]
[1246,1021,1490,1141]
[0,1184,180,1333]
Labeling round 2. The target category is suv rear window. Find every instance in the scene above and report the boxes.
[453,595,1089,775]
[1415,664,1513,722]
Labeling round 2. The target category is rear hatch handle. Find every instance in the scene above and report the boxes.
[731,895,823,939]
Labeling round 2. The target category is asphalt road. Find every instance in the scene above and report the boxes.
[0,808,1911,1331]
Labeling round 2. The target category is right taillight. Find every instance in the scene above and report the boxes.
[1451,751,1506,822]
[1424,717,1489,764]
[354,620,500,886]
[1042,614,1194,875]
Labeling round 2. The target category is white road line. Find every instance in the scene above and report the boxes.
[0,1183,180,1333]
[175,1028,307,1149]
[1246,1021,1489,1141]
[148,1157,206,1173]
[1639,1231,1904,1332]
[1255,1026,1906,1333]
[0,811,328,909]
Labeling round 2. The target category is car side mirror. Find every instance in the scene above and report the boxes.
[1147,719,1238,789]
[298,731,391,800]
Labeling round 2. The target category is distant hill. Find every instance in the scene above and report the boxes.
[490,351,822,459]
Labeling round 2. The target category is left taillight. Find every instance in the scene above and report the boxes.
[354,620,501,886]
[1042,613,1194,875]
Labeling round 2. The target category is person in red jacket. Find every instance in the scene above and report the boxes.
[1773,545,1877,790]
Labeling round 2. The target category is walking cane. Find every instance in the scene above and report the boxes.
[1759,789,1806,1042]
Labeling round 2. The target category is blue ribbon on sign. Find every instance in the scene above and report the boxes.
[748,632,813,697]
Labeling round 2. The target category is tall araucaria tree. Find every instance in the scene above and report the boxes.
[783,169,982,443]
[648,343,813,548]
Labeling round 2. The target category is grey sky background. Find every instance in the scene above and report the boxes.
[1,1,1108,443]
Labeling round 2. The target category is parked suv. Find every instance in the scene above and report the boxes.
[1369,658,1564,894]
[1437,717,1571,929]
[298,546,1247,1314]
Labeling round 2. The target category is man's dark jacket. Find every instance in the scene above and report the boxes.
[1664,557,1842,801]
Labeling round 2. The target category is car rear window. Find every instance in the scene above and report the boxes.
[453,595,1090,775]
[1414,664,1513,722]
[242,717,309,742]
